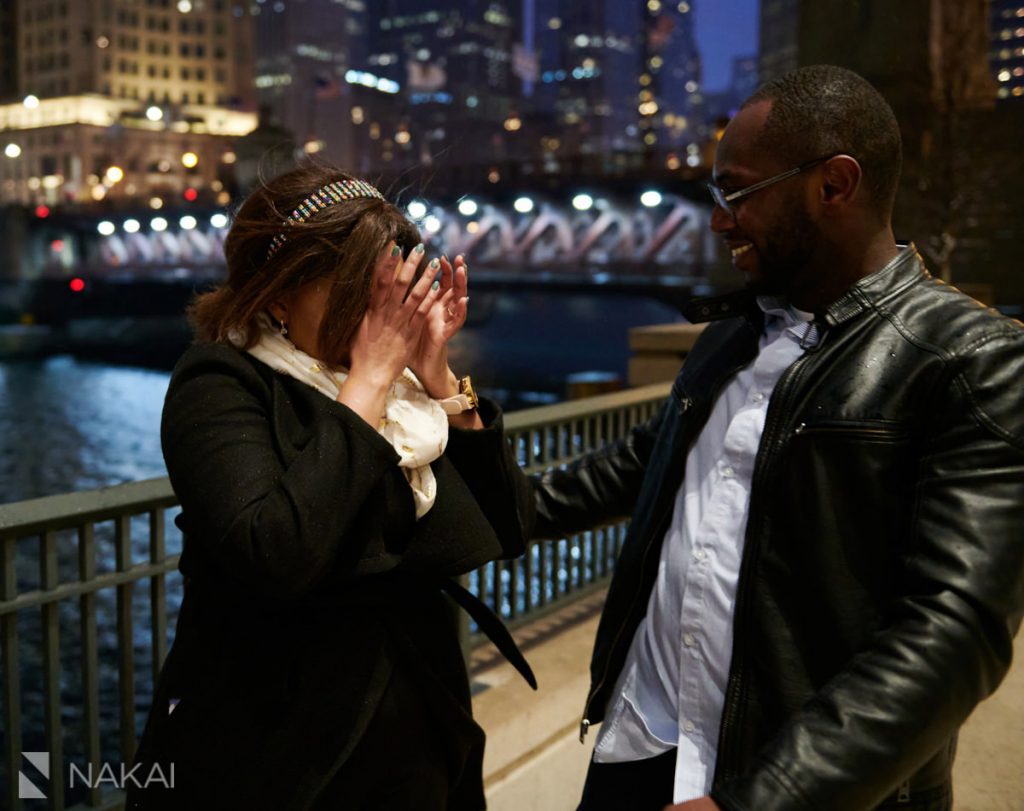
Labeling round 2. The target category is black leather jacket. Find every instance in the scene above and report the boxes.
[531,247,1024,810]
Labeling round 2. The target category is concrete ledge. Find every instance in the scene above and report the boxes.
[473,591,605,810]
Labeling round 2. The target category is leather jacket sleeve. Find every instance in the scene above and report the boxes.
[529,398,670,539]
[713,331,1024,811]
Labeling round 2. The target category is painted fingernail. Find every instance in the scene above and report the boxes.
[414,243,425,253]
[429,257,440,269]
[431,280,440,291]
[391,245,401,256]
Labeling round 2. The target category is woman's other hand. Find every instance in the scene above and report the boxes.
[338,244,441,424]
[411,254,469,399]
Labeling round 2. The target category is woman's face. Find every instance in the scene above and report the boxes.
[269,245,398,365]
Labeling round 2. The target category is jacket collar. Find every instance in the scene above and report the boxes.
[684,243,927,331]
[822,243,926,327]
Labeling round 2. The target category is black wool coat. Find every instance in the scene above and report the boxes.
[126,343,533,810]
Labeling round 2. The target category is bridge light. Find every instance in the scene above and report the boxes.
[97,220,116,236]
[640,190,662,208]
[123,218,141,233]
[23,95,39,109]
[572,193,594,211]
[457,199,478,217]
[151,217,168,232]
[513,196,534,214]
[210,213,229,228]
[180,215,197,230]
[406,200,428,220]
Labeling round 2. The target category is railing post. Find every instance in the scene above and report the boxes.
[115,515,136,766]
[78,523,103,808]
[2,536,23,811]
[41,531,65,810]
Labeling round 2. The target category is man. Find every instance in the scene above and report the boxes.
[529,65,1024,810]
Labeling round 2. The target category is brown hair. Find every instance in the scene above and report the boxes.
[190,163,420,363]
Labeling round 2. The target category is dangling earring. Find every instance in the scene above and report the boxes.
[279,321,288,337]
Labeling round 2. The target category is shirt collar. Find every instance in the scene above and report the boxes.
[756,295,820,346]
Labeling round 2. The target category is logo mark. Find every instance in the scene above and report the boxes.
[19,752,49,799]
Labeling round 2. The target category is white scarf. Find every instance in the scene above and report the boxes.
[234,314,448,519]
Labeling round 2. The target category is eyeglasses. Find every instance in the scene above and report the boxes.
[707,154,838,217]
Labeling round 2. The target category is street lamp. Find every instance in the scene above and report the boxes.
[151,217,168,232]
[146,106,163,122]
[23,95,39,109]
[97,221,116,236]
[4,144,21,159]
[181,152,199,169]
[640,190,663,208]
[513,196,535,214]
[572,193,594,211]
[407,200,428,219]
[457,199,478,216]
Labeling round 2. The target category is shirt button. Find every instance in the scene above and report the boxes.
[722,466,735,478]
[684,720,696,733]
[683,633,696,647]
[694,549,707,561]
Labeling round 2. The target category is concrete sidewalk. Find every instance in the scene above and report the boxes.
[475,595,1024,810]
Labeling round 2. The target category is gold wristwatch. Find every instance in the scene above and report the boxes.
[439,376,479,415]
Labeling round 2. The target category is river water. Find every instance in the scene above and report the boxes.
[0,289,681,502]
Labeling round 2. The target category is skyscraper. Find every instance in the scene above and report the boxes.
[991,0,1024,102]
[351,0,524,174]
[643,0,705,154]
[533,0,645,162]
[252,0,370,169]
[0,0,257,207]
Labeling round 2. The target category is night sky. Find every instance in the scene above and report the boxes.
[694,0,759,92]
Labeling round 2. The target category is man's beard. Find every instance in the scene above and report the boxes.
[745,197,820,299]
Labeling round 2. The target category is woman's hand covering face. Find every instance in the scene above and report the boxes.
[347,244,442,387]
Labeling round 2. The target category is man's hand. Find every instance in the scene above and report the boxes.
[664,797,722,811]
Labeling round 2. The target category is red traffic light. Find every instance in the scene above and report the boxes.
[183,187,198,202]
[69,277,85,293]
[35,205,50,218]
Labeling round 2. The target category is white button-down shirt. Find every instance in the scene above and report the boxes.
[592,298,818,804]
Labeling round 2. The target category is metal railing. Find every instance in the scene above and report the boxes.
[0,382,671,811]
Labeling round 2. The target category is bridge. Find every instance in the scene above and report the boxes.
[12,190,730,324]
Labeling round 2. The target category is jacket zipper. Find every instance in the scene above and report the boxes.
[715,330,829,782]
[579,359,752,742]
[897,779,911,803]
[794,420,909,439]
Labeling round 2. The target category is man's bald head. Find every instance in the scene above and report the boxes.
[743,65,903,219]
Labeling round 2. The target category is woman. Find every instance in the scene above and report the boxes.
[127,164,535,810]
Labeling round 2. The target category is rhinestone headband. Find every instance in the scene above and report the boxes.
[266,179,385,259]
